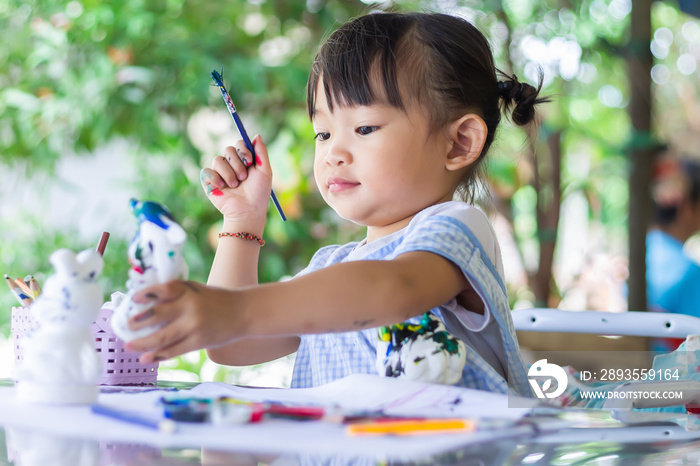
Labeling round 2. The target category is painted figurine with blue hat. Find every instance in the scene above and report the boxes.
[112,199,188,342]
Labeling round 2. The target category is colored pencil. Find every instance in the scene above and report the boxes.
[210,69,287,221]
[91,404,177,433]
[264,404,327,420]
[4,274,32,307]
[96,231,110,256]
[346,418,476,436]
[14,278,32,297]
[27,276,41,299]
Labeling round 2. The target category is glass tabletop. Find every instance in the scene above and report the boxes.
[3,379,700,465]
[2,425,700,465]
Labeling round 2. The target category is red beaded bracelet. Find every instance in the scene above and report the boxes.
[218,232,265,246]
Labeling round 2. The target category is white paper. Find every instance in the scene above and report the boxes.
[186,373,536,420]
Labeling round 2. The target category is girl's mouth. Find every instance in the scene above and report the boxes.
[327,177,360,193]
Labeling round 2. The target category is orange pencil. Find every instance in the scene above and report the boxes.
[346,418,476,437]
[14,278,32,297]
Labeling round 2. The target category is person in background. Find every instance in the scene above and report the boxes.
[647,152,700,351]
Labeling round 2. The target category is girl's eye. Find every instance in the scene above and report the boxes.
[357,126,378,135]
[314,132,330,142]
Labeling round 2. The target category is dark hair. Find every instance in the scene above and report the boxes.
[307,12,549,201]
[653,158,700,225]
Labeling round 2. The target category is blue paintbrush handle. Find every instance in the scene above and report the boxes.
[92,404,177,433]
[210,70,287,221]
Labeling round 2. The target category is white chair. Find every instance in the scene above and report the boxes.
[512,308,700,410]
[512,308,700,338]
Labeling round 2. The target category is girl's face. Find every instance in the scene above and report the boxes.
[312,80,457,241]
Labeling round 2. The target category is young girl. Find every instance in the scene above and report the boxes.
[126,11,547,396]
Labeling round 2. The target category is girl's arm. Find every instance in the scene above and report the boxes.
[202,135,300,364]
[205,217,301,365]
[126,250,468,364]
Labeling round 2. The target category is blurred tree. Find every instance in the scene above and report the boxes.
[626,0,655,313]
[486,0,699,311]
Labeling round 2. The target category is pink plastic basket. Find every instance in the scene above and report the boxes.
[11,304,158,385]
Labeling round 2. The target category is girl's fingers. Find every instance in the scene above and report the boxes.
[232,141,254,168]
[126,308,196,361]
[138,335,194,364]
[132,281,191,304]
[200,139,269,198]
[129,307,156,329]
[125,280,220,361]
[125,306,179,351]
[211,155,239,189]
[251,135,272,176]
[200,168,225,196]
[225,145,249,181]
[206,144,255,191]
[125,323,184,357]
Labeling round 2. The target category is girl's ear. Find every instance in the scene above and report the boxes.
[445,114,487,171]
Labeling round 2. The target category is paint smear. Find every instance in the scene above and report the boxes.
[210,188,224,196]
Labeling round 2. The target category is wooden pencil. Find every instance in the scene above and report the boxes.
[96,231,110,256]
[27,276,41,299]
[4,274,32,307]
[14,277,32,297]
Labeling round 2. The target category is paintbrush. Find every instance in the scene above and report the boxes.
[210,69,286,221]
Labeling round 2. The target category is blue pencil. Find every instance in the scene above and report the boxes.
[91,404,177,434]
[210,69,287,222]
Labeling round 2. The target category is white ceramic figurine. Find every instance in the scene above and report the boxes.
[16,248,104,404]
[111,199,188,342]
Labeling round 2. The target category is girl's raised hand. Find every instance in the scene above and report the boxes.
[200,135,273,222]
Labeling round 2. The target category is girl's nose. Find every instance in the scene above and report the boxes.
[324,140,351,166]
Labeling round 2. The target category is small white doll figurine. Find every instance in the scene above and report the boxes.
[112,199,188,342]
[16,248,104,404]
[376,313,467,385]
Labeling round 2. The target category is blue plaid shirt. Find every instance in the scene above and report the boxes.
[290,202,533,397]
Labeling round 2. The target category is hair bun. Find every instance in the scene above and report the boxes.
[497,79,522,100]
[497,71,549,126]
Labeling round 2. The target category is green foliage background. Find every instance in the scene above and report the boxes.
[1,0,699,383]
